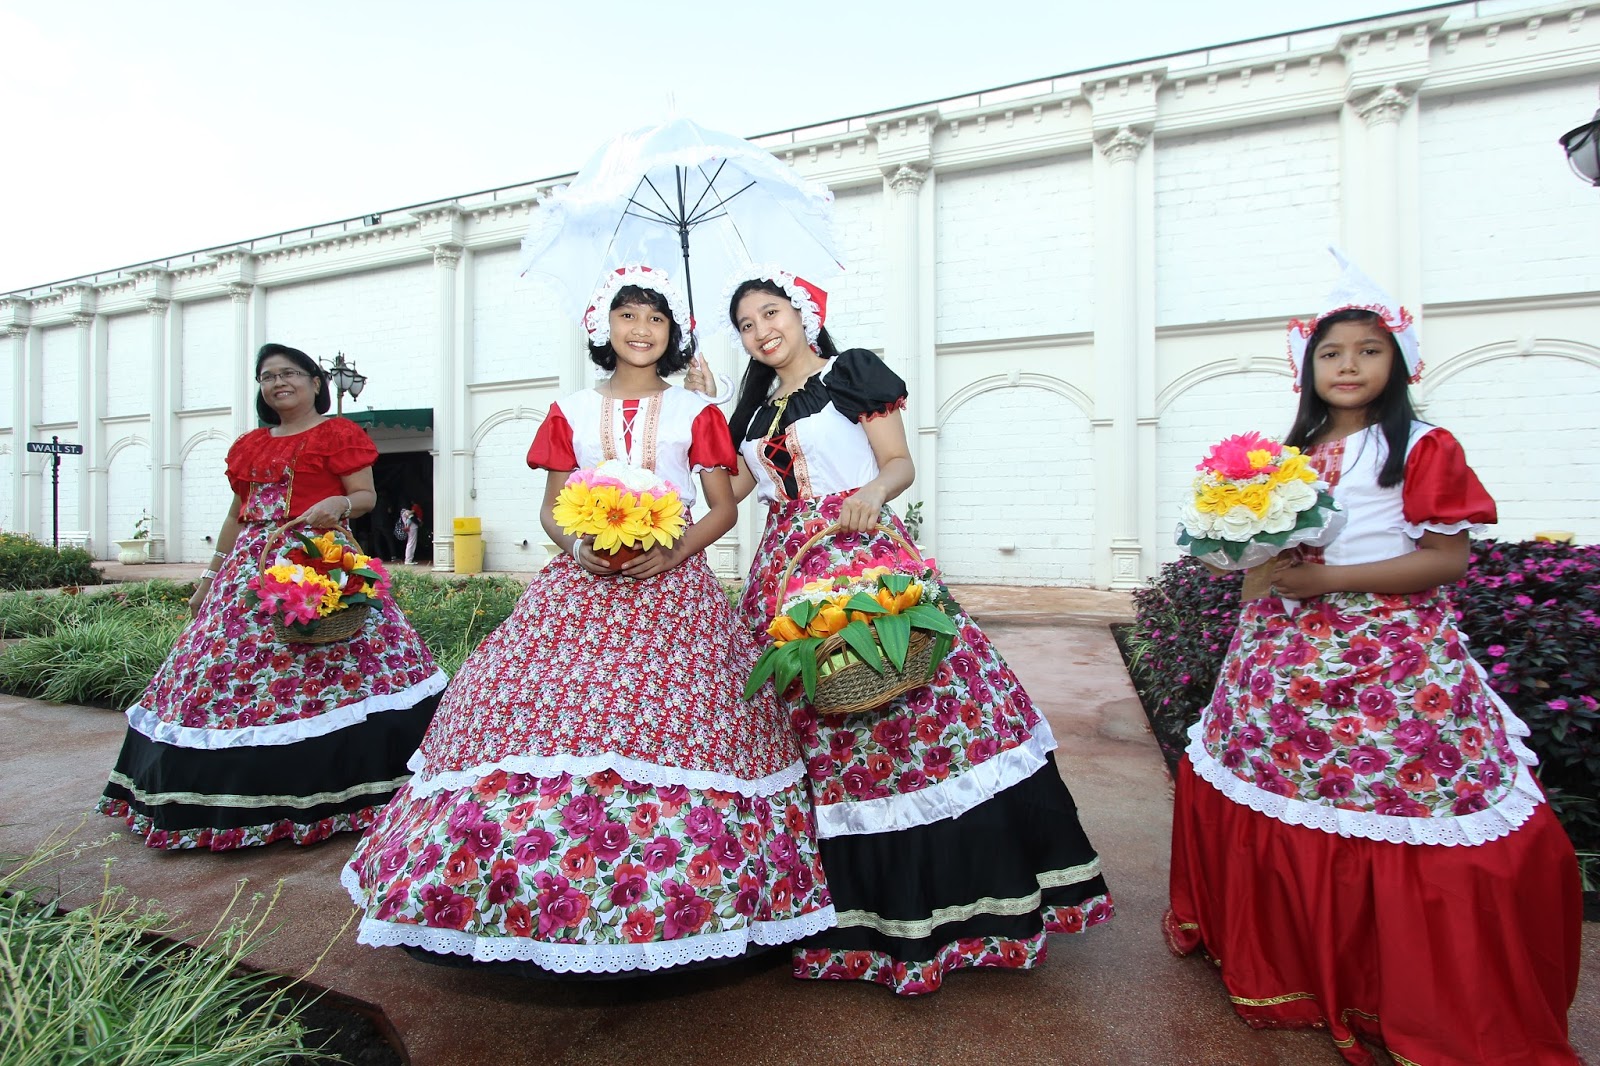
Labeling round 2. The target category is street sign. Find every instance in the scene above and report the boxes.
[29,436,83,547]
[27,441,83,455]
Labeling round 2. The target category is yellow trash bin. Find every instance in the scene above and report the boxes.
[452,516,484,575]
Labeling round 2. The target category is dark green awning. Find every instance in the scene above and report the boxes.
[346,408,433,432]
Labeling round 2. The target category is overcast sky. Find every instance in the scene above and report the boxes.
[1,0,1415,293]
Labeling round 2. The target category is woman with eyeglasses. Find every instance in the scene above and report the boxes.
[98,343,447,851]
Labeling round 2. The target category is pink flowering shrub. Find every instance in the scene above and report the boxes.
[1122,540,1599,847]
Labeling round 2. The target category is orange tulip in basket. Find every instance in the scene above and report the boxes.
[744,524,959,716]
[245,521,388,644]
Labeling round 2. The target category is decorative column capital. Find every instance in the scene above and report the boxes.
[71,312,94,330]
[4,326,27,340]
[145,298,170,317]
[227,283,252,304]
[1096,126,1148,164]
[885,163,928,195]
[1354,85,1411,127]
[431,244,464,269]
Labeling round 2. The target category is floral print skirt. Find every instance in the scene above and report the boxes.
[741,492,1113,995]
[343,553,835,974]
[98,499,445,851]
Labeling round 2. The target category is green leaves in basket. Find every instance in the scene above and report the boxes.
[878,573,916,597]
[784,599,821,628]
[745,636,824,702]
[874,612,912,671]
[837,619,885,674]
[840,592,886,616]
[902,604,959,636]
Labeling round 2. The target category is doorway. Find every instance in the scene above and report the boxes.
[352,451,434,563]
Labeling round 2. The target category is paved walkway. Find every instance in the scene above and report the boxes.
[1,583,1594,1066]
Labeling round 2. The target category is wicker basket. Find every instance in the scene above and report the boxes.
[258,520,373,645]
[778,522,942,717]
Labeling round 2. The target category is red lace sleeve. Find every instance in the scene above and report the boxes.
[688,403,737,472]
[528,405,577,471]
[324,418,379,476]
[1403,428,1497,531]
[224,431,259,497]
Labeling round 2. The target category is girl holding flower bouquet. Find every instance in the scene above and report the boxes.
[98,343,446,851]
[710,269,1113,996]
[344,266,834,975]
[1166,253,1582,1065]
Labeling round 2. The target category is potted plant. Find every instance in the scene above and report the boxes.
[115,512,153,565]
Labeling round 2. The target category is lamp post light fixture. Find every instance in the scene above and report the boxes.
[1559,105,1600,186]
[322,351,368,415]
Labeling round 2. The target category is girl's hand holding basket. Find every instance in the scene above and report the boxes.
[746,524,959,716]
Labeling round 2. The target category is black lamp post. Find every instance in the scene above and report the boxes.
[1559,106,1600,186]
[321,351,368,415]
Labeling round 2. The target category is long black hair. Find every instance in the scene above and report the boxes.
[1283,309,1418,487]
[587,284,695,377]
[254,343,330,425]
[726,278,841,446]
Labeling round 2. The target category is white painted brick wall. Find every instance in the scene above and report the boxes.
[825,187,886,351]
[263,263,436,409]
[180,434,229,562]
[106,312,151,418]
[936,157,1094,342]
[180,299,230,411]
[0,434,11,530]
[1155,115,1340,325]
[40,326,78,424]
[472,414,546,570]
[107,441,152,549]
[472,248,566,384]
[1424,354,1600,543]
[1419,75,1600,303]
[1156,370,1292,565]
[0,347,12,429]
[937,384,1093,584]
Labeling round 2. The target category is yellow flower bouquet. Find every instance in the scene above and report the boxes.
[746,527,959,716]
[1175,431,1344,570]
[552,460,686,570]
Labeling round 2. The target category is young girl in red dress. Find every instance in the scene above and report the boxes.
[1166,254,1583,1065]
[344,266,833,975]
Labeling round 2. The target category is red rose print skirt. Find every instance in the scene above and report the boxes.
[98,477,445,851]
[342,552,836,974]
[740,492,1113,995]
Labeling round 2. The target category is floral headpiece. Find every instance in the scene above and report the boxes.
[583,265,695,352]
[724,265,828,348]
[1285,247,1422,391]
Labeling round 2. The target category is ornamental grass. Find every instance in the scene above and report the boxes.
[0,825,336,1065]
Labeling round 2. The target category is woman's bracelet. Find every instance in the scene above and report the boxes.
[200,569,218,581]
[338,495,353,520]
[570,539,583,561]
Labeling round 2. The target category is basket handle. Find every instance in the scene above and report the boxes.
[776,520,926,605]
[255,516,353,571]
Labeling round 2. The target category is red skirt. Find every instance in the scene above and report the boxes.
[1167,757,1582,1066]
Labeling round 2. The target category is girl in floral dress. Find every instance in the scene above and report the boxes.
[343,266,834,974]
[713,269,1113,996]
[1165,257,1583,1065]
[99,343,446,851]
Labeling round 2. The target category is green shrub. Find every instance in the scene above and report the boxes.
[0,532,103,591]
[389,570,525,676]
[0,613,182,709]
[0,826,335,1064]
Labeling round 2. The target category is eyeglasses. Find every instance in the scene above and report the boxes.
[257,369,311,385]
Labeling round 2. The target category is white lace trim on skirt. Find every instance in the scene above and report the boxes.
[1188,659,1544,847]
[342,868,836,970]
[814,717,1058,840]
[125,670,447,750]
[405,750,806,800]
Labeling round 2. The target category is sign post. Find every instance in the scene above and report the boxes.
[26,436,85,548]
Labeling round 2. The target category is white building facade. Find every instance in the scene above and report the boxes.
[3,1,1598,588]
